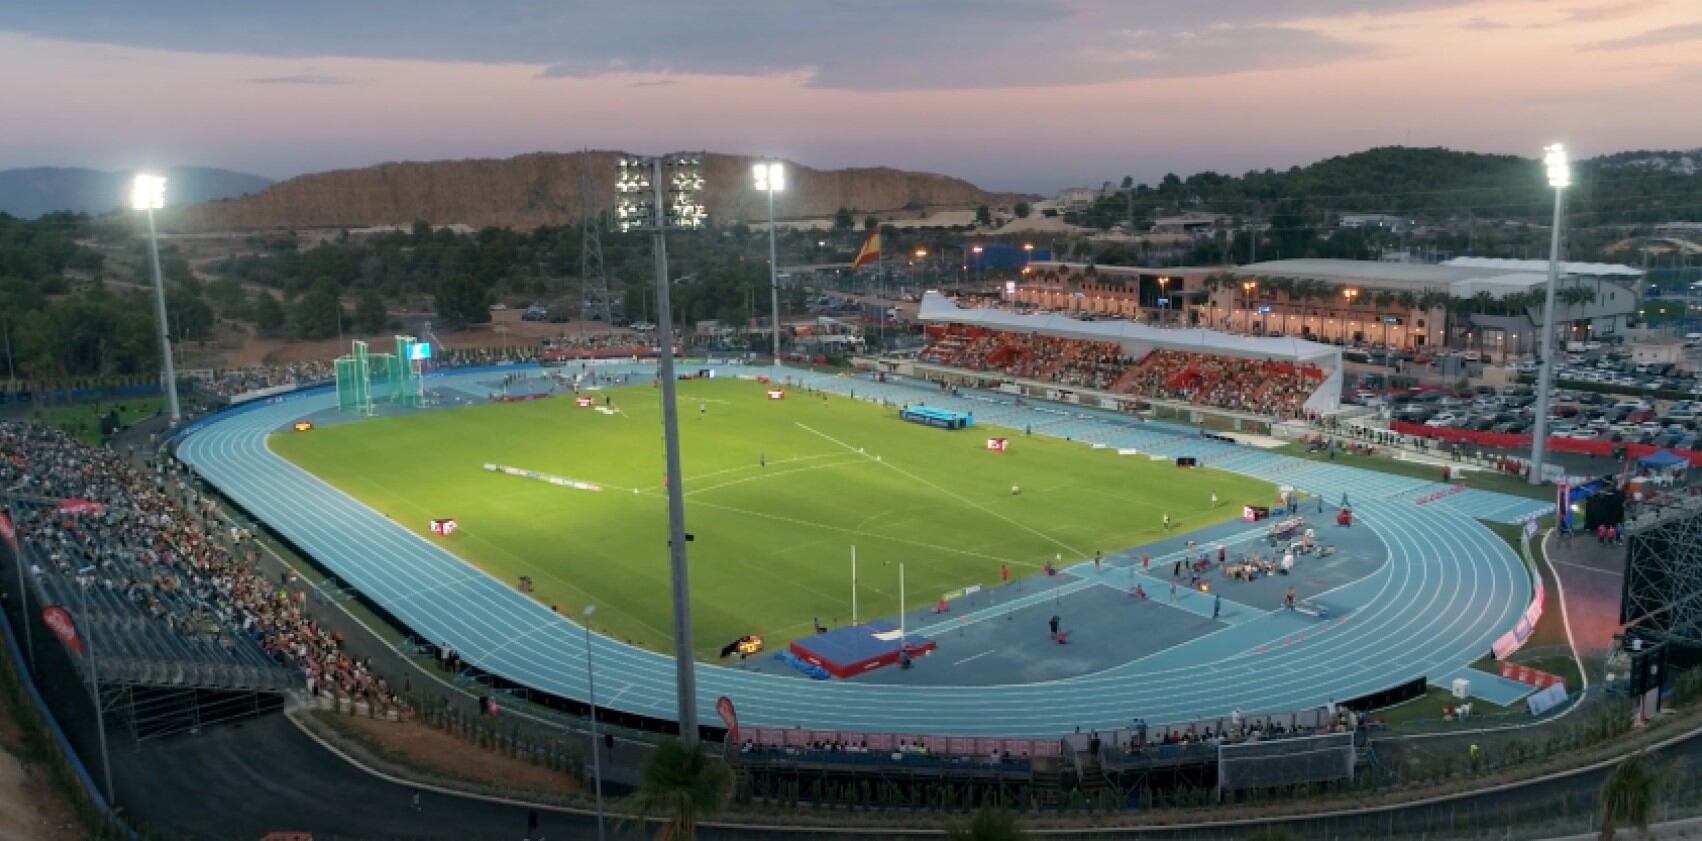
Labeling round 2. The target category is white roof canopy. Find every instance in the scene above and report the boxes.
[919,293,1341,364]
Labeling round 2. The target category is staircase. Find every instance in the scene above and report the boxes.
[1077,754,1110,796]
[1030,756,1064,808]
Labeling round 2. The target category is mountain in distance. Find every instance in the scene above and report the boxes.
[0,166,273,218]
[1081,145,1702,228]
[162,150,1029,232]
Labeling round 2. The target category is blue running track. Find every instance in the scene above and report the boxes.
[176,364,1548,737]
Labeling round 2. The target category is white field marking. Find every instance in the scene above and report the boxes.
[1549,558,1623,577]
[345,463,672,641]
[476,619,572,661]
[953,650,997,666]
[677,494,1018,564]
[635,451,848,494]
[793,422,1087,558]
[1541,528,1593,695]
[684,456,872,497]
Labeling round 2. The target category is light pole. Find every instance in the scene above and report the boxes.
[914,248,928,295]
[132,174,180,423]
[76,566,115,805]
[1531,143,1571,486]
[616,154,704,741]
[971,244,984,289]
[1023,242,1034,271]
[1,317,15,389]
[583,604,606,841]
[2,493,31,670]
[1156,276,1170,325]
[753,161,785,366]
[1342,288,1360,344]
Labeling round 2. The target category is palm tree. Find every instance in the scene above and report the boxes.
[1598,751,1664,841]
[946,806,1029,841]
[626,738,731,841]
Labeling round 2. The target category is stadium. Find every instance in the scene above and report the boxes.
[6,81,1702,838]
[8,285,1696,838]
[160,299,1560,743]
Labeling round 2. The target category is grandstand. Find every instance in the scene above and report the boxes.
[916,292,1341,420]
[1,421,396,740]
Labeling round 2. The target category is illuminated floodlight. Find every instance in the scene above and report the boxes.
[616,153,706,232]
[130,173,166,210]
[1543,143,1570,189]
[753,161,784,193]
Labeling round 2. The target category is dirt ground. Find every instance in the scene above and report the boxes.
[327,712,581,797]
[0,689,87,841]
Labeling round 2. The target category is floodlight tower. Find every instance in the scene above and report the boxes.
[616,153,705,742]
[131,174,180,422]
[753,161,785,365]
[1530,143,1570,486]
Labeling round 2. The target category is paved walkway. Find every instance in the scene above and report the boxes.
[1544,528,1628,657]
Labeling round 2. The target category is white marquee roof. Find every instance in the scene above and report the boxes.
[1443,256,1644,279]
[918,293,1340,364]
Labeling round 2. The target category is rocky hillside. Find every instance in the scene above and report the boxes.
[163,150,1025,232]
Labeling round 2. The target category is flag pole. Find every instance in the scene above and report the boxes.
[851,545,858,626]
[899,561,906,648]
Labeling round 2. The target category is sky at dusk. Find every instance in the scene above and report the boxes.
[1,0,1700,193]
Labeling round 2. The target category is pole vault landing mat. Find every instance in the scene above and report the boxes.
[789,620,937,679]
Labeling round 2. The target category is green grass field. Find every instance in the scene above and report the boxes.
[270,378,1274,658]
[36,397,164,444]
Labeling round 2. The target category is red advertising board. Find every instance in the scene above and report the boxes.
[716,696,739,743]
[40,606,83,655]
[1392,422,1702,467]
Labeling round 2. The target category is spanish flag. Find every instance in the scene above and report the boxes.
[851,229,881,270]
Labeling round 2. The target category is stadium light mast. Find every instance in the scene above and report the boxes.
[131,174,180,423]
[616,153,706,742]
[583,604,607,841]
[1530,143,1570,486]
[75,566,115,806]
[753,160,785,365]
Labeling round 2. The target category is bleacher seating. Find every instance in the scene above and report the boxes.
[2,421,395,709]
[919,327,1323,418]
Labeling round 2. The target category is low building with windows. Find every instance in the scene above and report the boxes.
[1207,259,1642,356]
[1010,258,1642,357]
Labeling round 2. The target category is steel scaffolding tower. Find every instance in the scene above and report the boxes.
[580,167,614,326]
[1622,506,1702,649]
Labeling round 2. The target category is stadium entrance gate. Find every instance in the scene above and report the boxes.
[335,336,426,416]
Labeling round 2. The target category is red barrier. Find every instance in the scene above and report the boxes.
[1391,422,1702,467]
[1499,660,1564,690]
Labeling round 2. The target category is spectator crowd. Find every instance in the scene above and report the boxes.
[190,360,335,400]
[920,328,1324,418]
[1,421,399,712]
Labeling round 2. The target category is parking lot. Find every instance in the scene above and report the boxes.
[1354,338,1702,456]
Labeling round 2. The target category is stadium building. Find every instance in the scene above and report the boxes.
[1016,258,1642,357]
[911,292,1343,431]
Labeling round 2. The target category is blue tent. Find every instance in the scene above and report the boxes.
[1635,449,1688,471]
